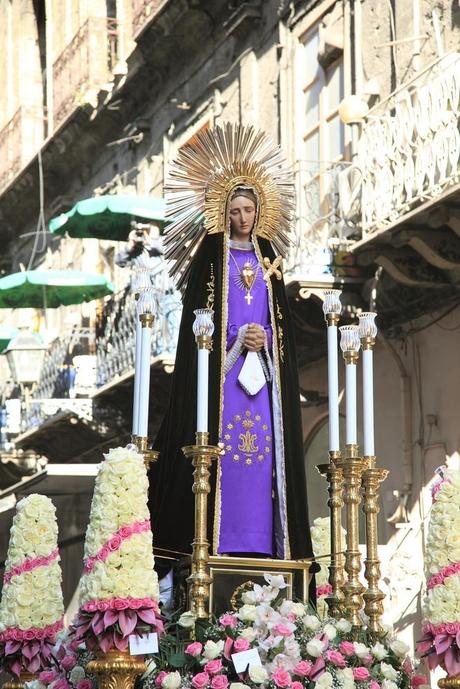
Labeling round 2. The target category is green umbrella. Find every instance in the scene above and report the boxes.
[0,270,114,309]
[49,195,167,240]
[0,326,20,352]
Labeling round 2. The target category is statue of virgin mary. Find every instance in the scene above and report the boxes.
[149,123,316,573]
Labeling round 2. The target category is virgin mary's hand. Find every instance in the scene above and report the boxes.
[244,324,265,352]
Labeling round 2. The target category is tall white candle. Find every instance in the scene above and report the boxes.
[327,324,340,451]
[362,349,374,456]
[323,290,342,453]
[132,314,142,436]
[131,264,152,436]
[358,312,378,457]
[192,308,215,437]
[137,317,153,437]
[345,360,357,445]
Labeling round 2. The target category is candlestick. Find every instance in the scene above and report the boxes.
[130,265,152,438]
[323,290,342,452]
[339,325,361,448]
[136,289,156,438]
[192,309,214,434]
[358,312,378,458]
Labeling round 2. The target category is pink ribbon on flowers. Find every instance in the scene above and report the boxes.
[0,618,64,642]
[83,519,151,573]
[427,561,460,590]
[3,548,59,585]
[81,596,159,613]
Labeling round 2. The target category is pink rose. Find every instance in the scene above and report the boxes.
[412,675,429,688]
[370,682,380,689]
[156,672,168,687]
[98,601,110,612]
[402,658,413,675]
[77,681,93,689]
[326,650,346,668]
[293,661,312,678]
[108,535,122,551]
[186,642,203,657]
[24,630,37,641]
[233,638,250,652]
[53,680,71,689]
[39,671,58,683]
[23,560,33,572]
[292,683,303,689]
[272,624,293,637]
[120,526,132,539]
[272,668,292,688]
[363,654,373,666]
[445,623,458,636]
[113,599,129,610]
[211,676,228,689]
[61,655,77,671]
[97,546,110,561]
[339,641,355,657]
[353,667,370,681]
[219,614,237,628]
[205,660,223,675]
[192,673,210,689]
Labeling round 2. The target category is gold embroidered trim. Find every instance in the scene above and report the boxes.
[206,264,215,309]
[276,303,285,364]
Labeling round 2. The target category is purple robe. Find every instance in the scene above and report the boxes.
[217,247,274,555]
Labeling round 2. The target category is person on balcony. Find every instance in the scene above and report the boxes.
[148,123,317,582]
[114,223,163,267]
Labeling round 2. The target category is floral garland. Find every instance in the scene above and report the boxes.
[310,518,346,618]
[418,467,460,676]
[0,494,64,676]
[147,575,421,689]
[74,446,163,653]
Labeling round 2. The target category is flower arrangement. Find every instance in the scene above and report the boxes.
[73,446,163,653]
[148,576,416,689]
[310,518,346,618]
[0,494,64,677]
[25,629,96,689]
[418,467,460,675]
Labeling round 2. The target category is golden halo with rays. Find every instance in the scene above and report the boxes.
[163,122,295,290]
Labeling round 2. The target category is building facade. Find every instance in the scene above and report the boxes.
[0,0,459,655]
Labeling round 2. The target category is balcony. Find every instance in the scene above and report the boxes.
[53,17,119,128]
[0,107,44,194]
[350,53,460,243]
[132,0,168,38]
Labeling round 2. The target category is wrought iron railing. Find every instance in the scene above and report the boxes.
[352,52,460,238]
[285,160,354,278]
[53,17,119,127]
[96,260,181,387]
[132,0,168,37]
[0,107,44,193]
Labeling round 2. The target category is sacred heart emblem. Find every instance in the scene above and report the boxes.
[241,261,256,289]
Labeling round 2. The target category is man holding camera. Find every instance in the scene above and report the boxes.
[114,222,163,267]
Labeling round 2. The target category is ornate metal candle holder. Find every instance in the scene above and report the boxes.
[317,450,345,618]
[87,649,147,689]
[183,431,221,619]
[362,455,388,634]
[3,672,37,689]
[131,434,159,469]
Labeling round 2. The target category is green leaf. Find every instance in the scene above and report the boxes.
[168,652,187,668]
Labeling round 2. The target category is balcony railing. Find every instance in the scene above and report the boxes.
[286,160,354,279]
[352,52,460,239]
[53,17,119,127]
[96,260,181,388]
[0,107,44,193]
[132,0,168,37]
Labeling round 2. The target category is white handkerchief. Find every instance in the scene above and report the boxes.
[238,351,266,395]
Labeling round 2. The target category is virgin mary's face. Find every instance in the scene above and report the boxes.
[229,195,256,241]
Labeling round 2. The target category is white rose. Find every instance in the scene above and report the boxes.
[249,666,268,684]
[306,638,325,657]
[203,640,225,659]
[238,604,257,622]
[263,573,287,589]
[178,611,196,628]
[371,642,388,661]
[389,639,409,657]
[336,619,352,633]
[302,615,321,631]
[69,666,86,685]
[323,623,337,640]
[316,672,333,689]
[382,681,398,689]
[380,663,399,681]
[354,642,369,659]
[162,672,182,689]
[240,628,257,642]
[229,684,250,689]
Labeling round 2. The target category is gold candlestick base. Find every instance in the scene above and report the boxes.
[87,649,147,689]
[439,677,460,689]
[131,435,159,469]
[182,437,221,619]
[4,672,37,689]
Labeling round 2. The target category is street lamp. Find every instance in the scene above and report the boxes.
[5,331,47,388]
